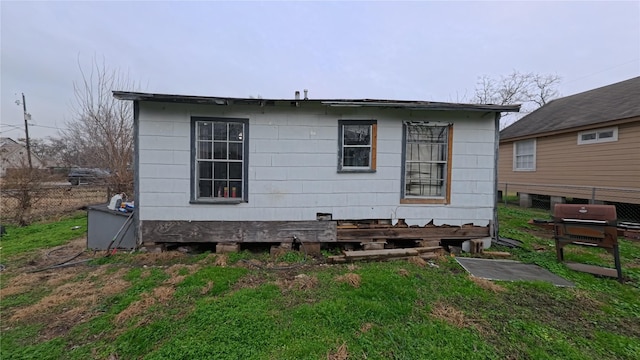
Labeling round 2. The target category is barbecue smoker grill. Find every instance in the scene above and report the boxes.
[553,204,622,282]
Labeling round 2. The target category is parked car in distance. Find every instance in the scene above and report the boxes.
[67,168,110,185]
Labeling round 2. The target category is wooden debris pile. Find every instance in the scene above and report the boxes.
[329,219,490,263]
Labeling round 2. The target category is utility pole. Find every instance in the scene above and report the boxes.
[22,93,33,170]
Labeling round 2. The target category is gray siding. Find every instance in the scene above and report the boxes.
[137,102,497,226]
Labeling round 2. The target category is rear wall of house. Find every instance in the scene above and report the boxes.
[137,102,498,226]
[498,119,640,203]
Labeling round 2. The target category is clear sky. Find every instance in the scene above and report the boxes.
[1,1,639,139]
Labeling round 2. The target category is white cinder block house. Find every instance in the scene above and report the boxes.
[113,91,519,246]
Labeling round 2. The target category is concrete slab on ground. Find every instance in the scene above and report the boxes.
[455,257,574,287]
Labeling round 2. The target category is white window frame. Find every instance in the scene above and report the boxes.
[513,139,536,171]
[577,127,618,145]
[191,117,249,203]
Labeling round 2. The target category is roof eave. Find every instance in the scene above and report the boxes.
[113,91,520,113]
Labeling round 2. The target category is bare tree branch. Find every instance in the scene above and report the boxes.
[59,56,140,193]
[474,70,561,128]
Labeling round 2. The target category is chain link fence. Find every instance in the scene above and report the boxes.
[1,185,110,225]
[498,182,640,223]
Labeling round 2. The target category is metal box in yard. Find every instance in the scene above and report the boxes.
[87,204,136,250]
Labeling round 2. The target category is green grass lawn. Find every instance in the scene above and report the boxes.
[1,206,639,359]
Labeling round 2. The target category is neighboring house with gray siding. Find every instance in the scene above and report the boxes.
[498,77,640,208]
[114,91,519,246]
[0,137,45,176]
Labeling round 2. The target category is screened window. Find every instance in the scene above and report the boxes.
[513,139,536,171]
[192,118,248,202]
[338,120,377,172]
[401,124,452,204]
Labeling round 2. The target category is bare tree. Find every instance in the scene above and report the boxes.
[474,71,561,128]
[61,57,140,194]
[1,158,52,226]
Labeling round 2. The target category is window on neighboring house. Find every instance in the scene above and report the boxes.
[578,127,618,145]
[192,117,248,203]
[401,123,452,204]
[513,139,536,171]
[338,120,377,172]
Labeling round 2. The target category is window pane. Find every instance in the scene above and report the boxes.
[199,180,213,198]
[229,123,243,141]
[198,141,212,159]
[343,147,370,167]
[581,133,596,141]
[598,131,613,139]
[214,122,227,140]
[213,180,227,197]
[198,122,212,140]
[199,161,213,179]
[229,162,242,179]
[214,142,227,159]
[404,125,447,197]
[228,143,243,160]
[229,181,242,198]
[214,162,227,179]
[343,125,371,145]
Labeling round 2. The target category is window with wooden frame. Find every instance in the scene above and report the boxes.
[338,120,377,172]
[401,123,452,204]
[513,139,536,171]
[191,117,249,203]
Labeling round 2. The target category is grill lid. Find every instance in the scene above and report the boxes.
[553,204,617,223]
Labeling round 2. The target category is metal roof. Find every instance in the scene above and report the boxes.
[112,91,521,113]
[501,76,640,141]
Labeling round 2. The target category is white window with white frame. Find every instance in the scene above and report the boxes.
[577,127,618,145]
[513,139,536,171]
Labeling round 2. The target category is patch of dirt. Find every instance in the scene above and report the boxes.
[164,263,200,285]
[213,254,228,267]
[276,274,318,291]
[355,322,374,337]
[232,274,268,290]
[326,341,348,360]
[131,251,187,266]
[397,268,410,277]
[334,273,361,288]
[200,281,214,295]
[469,276,506,293]
[408,256,427,267]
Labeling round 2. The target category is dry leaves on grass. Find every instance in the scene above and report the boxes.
[469,276,506,293]
[430,302,467,328]
[276,274,318,291]
[213,254,228,267]
[397,268,410,277]
[9,268,128,323]
[408,256,427,267]
[200,281,214,295]
[327,342,348,360]
[334,273,361,288]
[114,286,175,324]
[356,322,374,338]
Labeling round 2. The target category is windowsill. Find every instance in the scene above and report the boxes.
[189,199,245,205]
[513,168,535,172]
[337,169,376,174]
[400,198,449,205]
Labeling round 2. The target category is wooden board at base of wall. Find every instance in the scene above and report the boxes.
[141,220,337,243]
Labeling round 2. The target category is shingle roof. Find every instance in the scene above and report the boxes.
[500,76,640,141]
